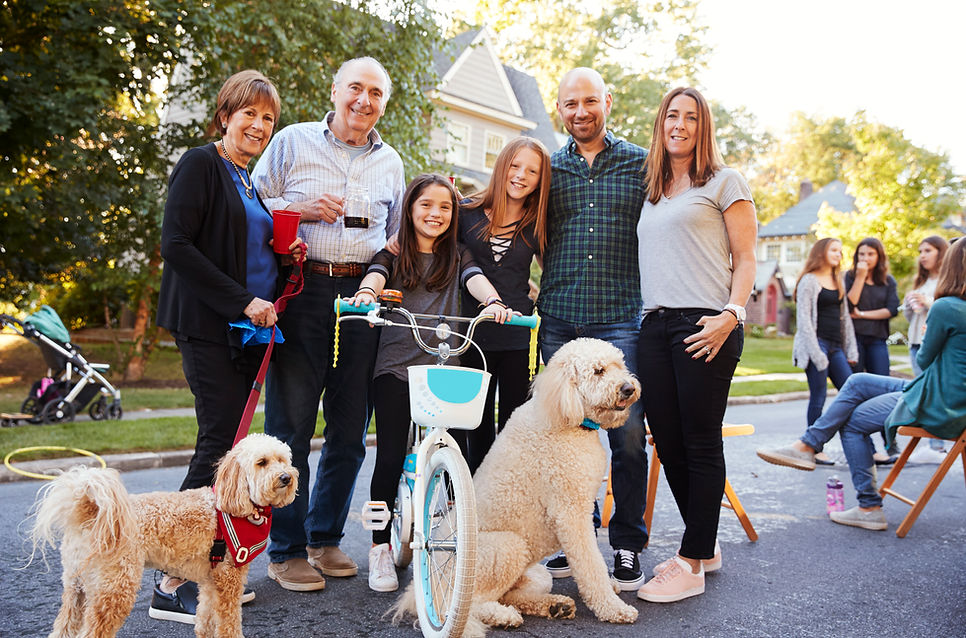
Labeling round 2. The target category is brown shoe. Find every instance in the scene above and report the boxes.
[267,558,326,592]
[307,545,358,577]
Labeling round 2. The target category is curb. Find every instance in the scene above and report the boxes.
[3,388,817,484]
[1,434,378,485]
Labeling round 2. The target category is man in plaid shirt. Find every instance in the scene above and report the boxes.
[539,67,649,590]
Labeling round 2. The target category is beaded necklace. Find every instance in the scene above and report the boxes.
[220,140,254,199]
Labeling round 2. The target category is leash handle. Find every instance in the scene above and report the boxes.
[232,243,307,447]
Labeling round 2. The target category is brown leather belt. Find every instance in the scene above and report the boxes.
[282,258,366,278]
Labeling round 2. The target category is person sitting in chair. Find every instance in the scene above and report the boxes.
[756,237,966,531]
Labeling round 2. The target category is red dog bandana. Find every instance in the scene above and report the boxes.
[214,504,272,567]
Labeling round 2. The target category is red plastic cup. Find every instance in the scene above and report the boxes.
[272,210,301,254]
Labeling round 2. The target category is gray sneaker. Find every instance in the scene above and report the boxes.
[830,506,887,531]
[756,444,816,471]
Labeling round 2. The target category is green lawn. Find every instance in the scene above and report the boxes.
[0,335,819,461]
[734,336,798,376]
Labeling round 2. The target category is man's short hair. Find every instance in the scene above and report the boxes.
[334,57,393,102]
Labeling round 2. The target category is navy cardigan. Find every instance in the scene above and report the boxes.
[157,142,276,344]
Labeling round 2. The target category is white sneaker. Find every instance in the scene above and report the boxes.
[368,543,399,592]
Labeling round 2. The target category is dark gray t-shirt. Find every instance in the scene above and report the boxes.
[370,248,483,382]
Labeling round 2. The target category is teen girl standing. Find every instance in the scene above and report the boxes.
[792,238,858,431]
[455,136,550,473]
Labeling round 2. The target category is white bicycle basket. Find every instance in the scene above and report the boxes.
[407,365,491,430]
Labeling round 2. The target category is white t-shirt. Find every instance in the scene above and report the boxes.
[637,167,754,314]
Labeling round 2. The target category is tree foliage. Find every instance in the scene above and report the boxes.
[1,0,444,379]
[751,112,964,278]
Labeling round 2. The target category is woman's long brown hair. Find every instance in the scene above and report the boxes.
[793,238,844,301]
[396,174,460,292]
[645,87,723,205]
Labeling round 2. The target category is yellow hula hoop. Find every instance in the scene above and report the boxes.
[3,446,106,481]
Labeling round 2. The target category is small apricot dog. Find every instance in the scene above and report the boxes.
[394,338,641,635]
[29,432,298,638]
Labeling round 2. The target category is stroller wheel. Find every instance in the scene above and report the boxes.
[41,399,75,424]
[89,398,107,421]
[108,402,123,420]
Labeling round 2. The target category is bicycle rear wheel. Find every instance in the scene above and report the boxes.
[413,446,477,638]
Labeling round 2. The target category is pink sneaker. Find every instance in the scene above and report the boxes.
[652,540,721,576]
[637,556,704,603]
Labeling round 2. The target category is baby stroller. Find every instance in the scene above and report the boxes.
[0,306,122,425]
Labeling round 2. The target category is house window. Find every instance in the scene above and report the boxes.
[785,243,805,263]
[446,122,470,166]
[484,131,505,170]
[765,244,781,262]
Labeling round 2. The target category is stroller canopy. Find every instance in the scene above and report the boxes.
[24,305,71,344]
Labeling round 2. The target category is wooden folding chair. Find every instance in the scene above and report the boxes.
[878,425,966,538]
[601,423,758,543]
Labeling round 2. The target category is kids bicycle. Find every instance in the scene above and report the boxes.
[334,293,538,638]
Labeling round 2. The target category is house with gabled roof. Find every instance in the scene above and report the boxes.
[757,180,856,282]
[429,28,561,190]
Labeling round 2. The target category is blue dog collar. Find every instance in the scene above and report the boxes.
[580,418,601,431]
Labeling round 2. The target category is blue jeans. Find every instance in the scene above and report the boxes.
[804,338,853,426]
[800,373,909,508]
[264,272,380,562]
[854,335,890,376]
[638,308,743,560]
[539,313,648,553]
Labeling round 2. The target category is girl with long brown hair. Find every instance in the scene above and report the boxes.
[792,238,858,446]
[454,136,550,472]
[346,173,512,592]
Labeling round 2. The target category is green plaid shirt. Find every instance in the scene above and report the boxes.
[538,132,647,323]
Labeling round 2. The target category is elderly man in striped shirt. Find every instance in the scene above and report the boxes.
[251,56,405,593]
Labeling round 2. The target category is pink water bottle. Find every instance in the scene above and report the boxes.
[826,475,845,514]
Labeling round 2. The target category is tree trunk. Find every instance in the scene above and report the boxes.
[123,248,161,382]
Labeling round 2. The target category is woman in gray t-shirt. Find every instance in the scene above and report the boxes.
[635,87,757,604]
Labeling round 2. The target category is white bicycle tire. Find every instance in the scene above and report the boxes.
[391,478,413,567]
[413,446,477,638]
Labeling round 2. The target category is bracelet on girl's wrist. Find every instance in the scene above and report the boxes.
[356,286,376,297]
[481,296,506,309]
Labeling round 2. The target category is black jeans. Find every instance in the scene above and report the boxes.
[637,308,743,560]
[370,374,412,545]
[176,336,266,490]
[451,348,531,474]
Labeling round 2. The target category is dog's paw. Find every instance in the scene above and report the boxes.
[596,600,638,624]
[477,601,524,629]
[548,598,576,619]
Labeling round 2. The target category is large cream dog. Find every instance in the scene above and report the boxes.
[29,433,297,638]
[395,337,641,635]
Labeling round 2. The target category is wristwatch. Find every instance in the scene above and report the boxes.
[723,303,746,324]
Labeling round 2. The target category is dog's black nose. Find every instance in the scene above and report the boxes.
[620,382,635,398]
[279,473,291,486]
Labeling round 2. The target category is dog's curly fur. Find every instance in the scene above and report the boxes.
[28,433,298,638]
[393,338,641,635]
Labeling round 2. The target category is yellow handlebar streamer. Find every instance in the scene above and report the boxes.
[332,296,341,368]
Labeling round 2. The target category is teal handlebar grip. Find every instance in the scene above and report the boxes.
[335,299,376,314]
[506,314,539,329]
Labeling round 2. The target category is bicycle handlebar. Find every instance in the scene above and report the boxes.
[334,299,539,329]
[334,298,538,359]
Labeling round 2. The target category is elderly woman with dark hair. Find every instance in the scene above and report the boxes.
[153,69,300,623]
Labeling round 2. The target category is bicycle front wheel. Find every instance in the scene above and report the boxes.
[413,446,477,638]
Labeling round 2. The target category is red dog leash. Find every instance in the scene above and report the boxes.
[211,243,307,568]
[232,243,306,447]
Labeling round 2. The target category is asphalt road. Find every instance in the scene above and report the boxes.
[3,399,964,637]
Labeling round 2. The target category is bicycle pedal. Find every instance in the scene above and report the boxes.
[361,500,391,531]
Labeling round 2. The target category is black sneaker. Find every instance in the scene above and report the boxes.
[612,549,645,591]
[545,552,571,578]
[149,580,198,624]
